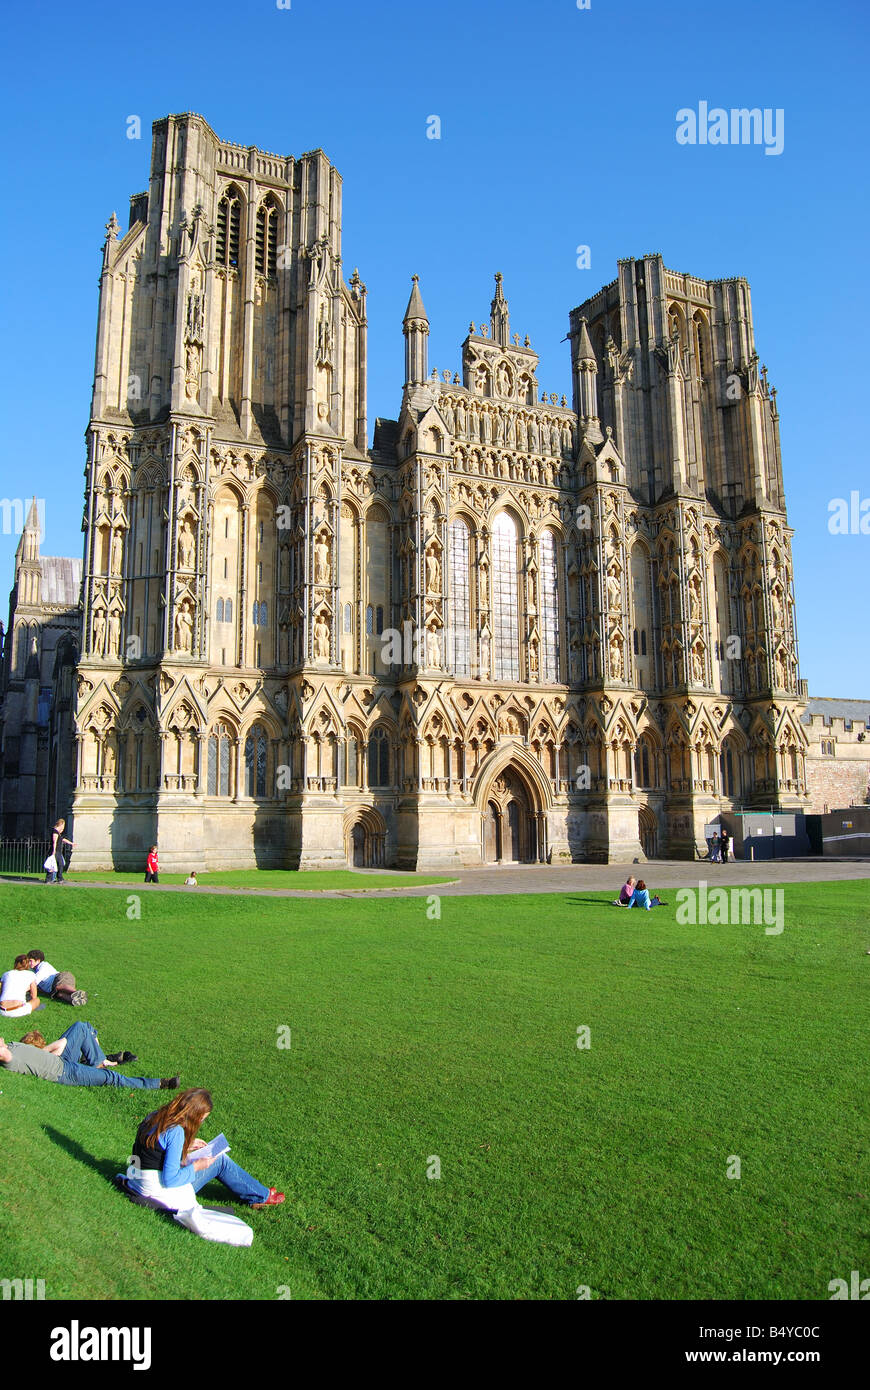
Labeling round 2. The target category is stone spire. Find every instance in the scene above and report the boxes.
[490,272,510,346]
[575,317,600,429]
[403,274,429,387]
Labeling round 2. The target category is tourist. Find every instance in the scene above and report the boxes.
[184,871,198,887]
[0,1030,177,1090]
[19,1021,137,1068]
[24,949,88,1006]
[707,833,720,863]
[720,829,730,864]
[726,832,735,862]
[0,955,45,1017]
[627,880,666,910]
[613,875,636,906]
[44,818,74,884]
[145,845,159,884]
[126,1089,284,1210]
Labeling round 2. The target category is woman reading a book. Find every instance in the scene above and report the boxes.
[127,1088,284,1209]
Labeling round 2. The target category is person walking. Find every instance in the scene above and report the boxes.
[720,829,730,864]
[44,819,74,884]
[145,845,159,884]
[126,1089,284,1210]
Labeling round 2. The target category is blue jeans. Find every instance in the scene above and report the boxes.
[37,974,59,996]
[189,1152,269,1204]
[58,1061,160,1089]
[59,1020,105,1067]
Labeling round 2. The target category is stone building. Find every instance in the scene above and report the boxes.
[0,500,81,839]
[68,112,809,869]
[800,692,870,813]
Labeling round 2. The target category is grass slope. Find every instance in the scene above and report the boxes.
[4,869,451,892]
[0,880,867,1300]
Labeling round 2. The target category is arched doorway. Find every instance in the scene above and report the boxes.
[345,808,387,867]
[480,764,543,864]
[638,805,658,859]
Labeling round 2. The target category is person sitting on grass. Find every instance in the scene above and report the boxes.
[126,1089,284,1211]
[612,875,636,906]
[627,880,667,910]
[0,955,45,1017]
[184,871,198,887]
[0,1027,177,1091]
[24,949,88,1007]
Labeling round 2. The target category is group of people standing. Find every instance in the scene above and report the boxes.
[707,829,736,863]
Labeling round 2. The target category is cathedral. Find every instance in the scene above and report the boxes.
[66,112,808,869]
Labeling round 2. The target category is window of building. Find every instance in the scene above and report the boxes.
[367,726,391,787]
[207,725,233,796]
[539,529,559,682]
[344,603,353,634]
[821,739,835,757]
[375,606,384,635]
[216,598,224,623]
[244,726,268,797]
[216,189,242,269]
[492,512,519,681]
[448,518,470,675]
[366,604,373,635]
[255,200,279,277]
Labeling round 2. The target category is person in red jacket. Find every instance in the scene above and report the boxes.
[145,845,159,884]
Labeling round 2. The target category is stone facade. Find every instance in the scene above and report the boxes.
[65,113,811,869]
[0,501,81,839]
[800,694,870,814]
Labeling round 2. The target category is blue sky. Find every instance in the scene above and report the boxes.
[1,0,867,693]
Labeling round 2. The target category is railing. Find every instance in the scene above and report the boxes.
[0,838,46,875]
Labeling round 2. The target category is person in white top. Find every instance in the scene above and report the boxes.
[23,950,87,1006]
[184,872,198,887]
[0,956,45,1017]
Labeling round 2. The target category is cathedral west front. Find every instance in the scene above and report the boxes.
[66,112,808,869]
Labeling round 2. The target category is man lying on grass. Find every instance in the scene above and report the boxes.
[0,1021,178,1091]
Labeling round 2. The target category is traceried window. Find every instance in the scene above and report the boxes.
[367,725,391,788]
[539,529,559,682]
[344,604,353,633]
[448,518,470,676]
[216,598,224,623]
[216,188,242,270]
[244,725,268,797]
[255,199,279,277]
[207,724,233,797]
[492,512,519,681]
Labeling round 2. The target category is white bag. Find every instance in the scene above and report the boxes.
[43,855,57,872]
[173,1205,254,1247]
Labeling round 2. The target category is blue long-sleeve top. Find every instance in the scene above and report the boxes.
[628,888,652,910]
[134,1122,193,1186]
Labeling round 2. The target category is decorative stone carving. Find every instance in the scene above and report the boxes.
[314,612,330,660]
[175,599,194,652]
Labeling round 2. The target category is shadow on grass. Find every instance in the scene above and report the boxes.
[43,1124,123,1183]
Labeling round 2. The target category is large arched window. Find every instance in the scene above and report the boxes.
[216,187,242,270]
[492,512,519,681]
[367,726,391,788]
[244,725,268,798]
[449,517,470,675]
[539,529,560,681]
[255,198,280,277]
[207,723,233,796]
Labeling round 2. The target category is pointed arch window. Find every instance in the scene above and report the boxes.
[207,724,233,797]
[216,598,224,623]
[492,513,519,681]
[255,199,280,277]
[448,518,470,676]
[244,725,268,798]
[367,725,391,788]
[216,188,242,270]
[539,529,560,682]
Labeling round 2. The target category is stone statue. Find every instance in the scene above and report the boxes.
[103,743,116,778]
[426,547,441,593]
[609,633,623,680]
[178,522,195,570]
[92,609,106,654]
[108,609,121,655]
[314,534,330,585]
[426,626,440,668]
[314,613,330,660]
[607,567,621,612]
[111,529,124,575]
[175,600,193,652]
[692,648,704,683]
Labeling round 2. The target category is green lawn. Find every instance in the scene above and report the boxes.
[0,879,867,1300]
[3,869,452,892]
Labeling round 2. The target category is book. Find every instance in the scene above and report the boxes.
[191,1133,230,1165]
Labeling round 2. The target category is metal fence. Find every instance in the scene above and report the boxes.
[0,838,47,875]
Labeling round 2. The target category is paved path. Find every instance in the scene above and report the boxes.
[2,859,868,901]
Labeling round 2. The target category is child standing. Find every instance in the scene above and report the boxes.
[145,846,159,884]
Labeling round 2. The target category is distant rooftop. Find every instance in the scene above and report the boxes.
[802,696,870,725]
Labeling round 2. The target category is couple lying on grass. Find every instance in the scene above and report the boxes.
[613,876,667,910]
[0,1021,284,1211]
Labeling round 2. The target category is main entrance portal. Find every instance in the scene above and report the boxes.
[481,765,544,864]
